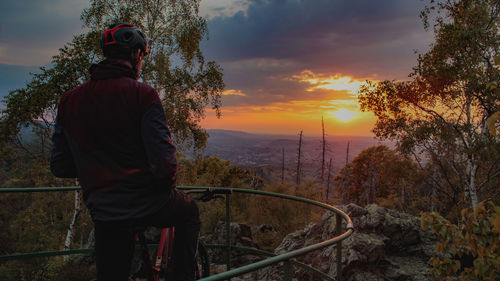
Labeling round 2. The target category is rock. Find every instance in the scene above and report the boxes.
[258,204,436,281]
[251,224,282,252]
[202,221,260,266]
[344,203,369,217]
[347,270,386,281]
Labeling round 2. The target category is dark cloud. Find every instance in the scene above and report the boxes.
[203,0,432,75]
[0,0,435,113]
[200,0,434,108]
[209,1,427,53]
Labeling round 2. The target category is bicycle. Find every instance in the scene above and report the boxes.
[132,187,232,281]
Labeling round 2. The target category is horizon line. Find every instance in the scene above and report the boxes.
[204,128,378,138]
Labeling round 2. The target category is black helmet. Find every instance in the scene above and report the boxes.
[101,23,149,55]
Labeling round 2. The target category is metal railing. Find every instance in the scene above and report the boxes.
[0,186,354,281]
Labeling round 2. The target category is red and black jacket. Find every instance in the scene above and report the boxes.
[50,59,177,221]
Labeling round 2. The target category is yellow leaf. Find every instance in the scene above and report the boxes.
[486,82,497,91]
[494,217,500,233]
[461,208,468,218]
[495,55,500,65]
[486,112,500,136]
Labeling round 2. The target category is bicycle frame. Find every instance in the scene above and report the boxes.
[146,188,230,281]
[152,227,174,281]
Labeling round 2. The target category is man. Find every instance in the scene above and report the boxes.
[50,23,200,281]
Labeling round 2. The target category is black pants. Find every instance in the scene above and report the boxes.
[94,189,200,281]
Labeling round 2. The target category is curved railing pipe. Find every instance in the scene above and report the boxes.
[0,186,354,281]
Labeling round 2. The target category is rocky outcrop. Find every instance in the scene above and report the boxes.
[202,221,261,266]
[201,204,436,281]
[258,203,437,281]
[70,204,437,281]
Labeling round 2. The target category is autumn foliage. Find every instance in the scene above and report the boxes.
[421,202,500,280]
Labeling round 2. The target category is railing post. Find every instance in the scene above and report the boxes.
[335,214,342,281]
[283,259,292,281]
[225,192,231,278]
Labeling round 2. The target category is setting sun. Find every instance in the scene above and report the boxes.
[200,69,378,135]
[332,110,357,122]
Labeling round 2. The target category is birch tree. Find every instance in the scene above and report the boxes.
[64,180,81,261]
[358,0,500,211]
[1,0,224,152]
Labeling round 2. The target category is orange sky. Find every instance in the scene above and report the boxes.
[0,0,431,137]
[201,71,378,136]
[194,1,432,137]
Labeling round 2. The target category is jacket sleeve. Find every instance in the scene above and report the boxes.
[50,114,78,178]
[141,102,177,184]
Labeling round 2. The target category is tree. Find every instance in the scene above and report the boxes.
[177,155,253,187]
[334,145,424,211]
[358,0,500,212]
[0,0,224,153]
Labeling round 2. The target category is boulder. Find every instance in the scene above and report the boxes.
[202,221,260,266]
[257,203,437,281]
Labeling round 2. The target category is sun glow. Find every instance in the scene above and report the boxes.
[291,70,364,95]
[222,89,247,96]
[332,109,357,122]
[200,70,377,135]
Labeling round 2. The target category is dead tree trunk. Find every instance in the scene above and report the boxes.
[345,141,350,166]
[296,130,303,189]
[281,147,285,184]
[341,141,350,203]
[326,157,332,203]
[321,116,326,183]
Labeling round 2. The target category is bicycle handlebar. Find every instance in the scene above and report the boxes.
[205,187,233,194]
[192,187,233,202]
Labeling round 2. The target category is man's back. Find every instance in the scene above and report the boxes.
[50,23,199,281]
[54,60,173,221]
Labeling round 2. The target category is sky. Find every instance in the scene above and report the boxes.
[0,0,434,136]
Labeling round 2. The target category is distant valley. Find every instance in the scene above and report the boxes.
[15,125,392,184]
[201,129,392,184]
